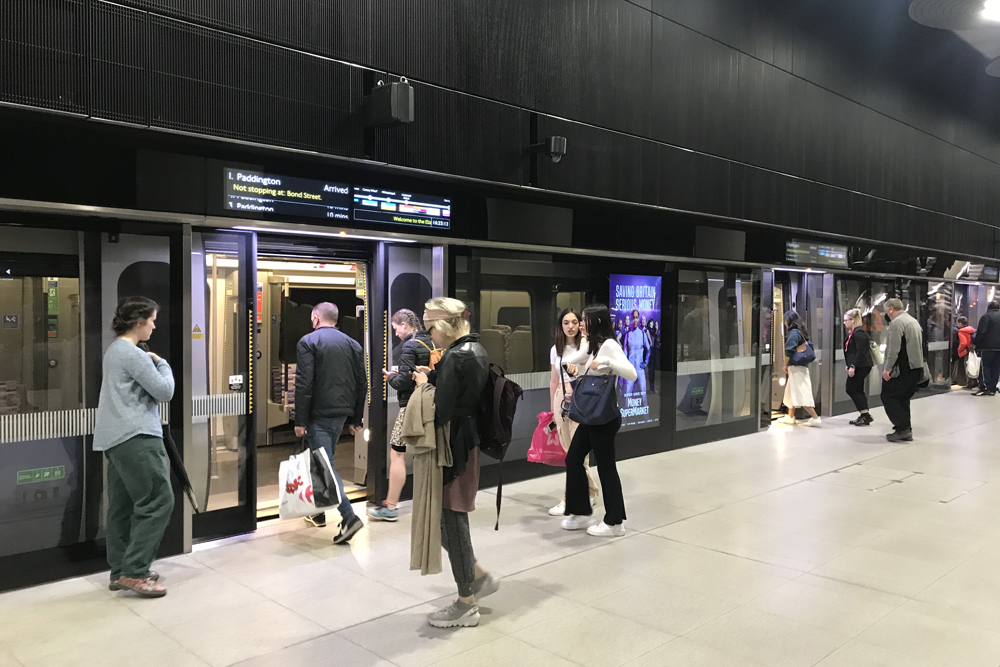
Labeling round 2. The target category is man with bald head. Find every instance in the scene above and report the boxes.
[294,302,367,544]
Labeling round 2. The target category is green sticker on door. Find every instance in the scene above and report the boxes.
[17,466,65,485]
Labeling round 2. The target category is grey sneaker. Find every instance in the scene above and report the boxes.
[428,599,480,628]
[472,573,500,600]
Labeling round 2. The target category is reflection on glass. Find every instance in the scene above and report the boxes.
[676,269,758,431]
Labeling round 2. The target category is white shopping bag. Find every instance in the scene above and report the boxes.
[278,447,342,520]
[967,351,981,379]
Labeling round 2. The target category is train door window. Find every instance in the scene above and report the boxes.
[479,290,531,373]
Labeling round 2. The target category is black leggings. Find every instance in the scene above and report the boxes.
[565,416,626,525]
[441,509,476,597]
[845,366,871,412]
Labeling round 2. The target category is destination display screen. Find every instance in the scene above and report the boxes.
[352,187,451,229]
[785,240,849,268]
[225,168,350,220]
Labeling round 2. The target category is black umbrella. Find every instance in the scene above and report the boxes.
[141,343,201,513]
[163,424,201,514]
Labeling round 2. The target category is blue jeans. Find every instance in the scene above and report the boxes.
[306,417,356,521]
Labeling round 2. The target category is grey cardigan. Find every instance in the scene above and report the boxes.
[883,311,924,374]
[93,338,175,451]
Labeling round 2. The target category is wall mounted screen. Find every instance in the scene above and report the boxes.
[785,240,849,268]
[610,274,662,432]
[225,168,350,220]
[352,187,451,229]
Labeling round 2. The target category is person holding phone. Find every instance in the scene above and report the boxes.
[547,308,598,515]
[93,297,175,598]
[370,309,433,521]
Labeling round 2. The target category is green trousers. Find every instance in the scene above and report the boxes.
[105,434,175,580]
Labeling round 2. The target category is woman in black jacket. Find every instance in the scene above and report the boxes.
[370,309,434,521]
[843,308,874,426]
[413,297,497,629]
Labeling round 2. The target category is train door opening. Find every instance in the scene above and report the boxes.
[192,230,372,539]
[254,255,369,518]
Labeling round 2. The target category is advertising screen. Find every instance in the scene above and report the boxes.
[610,274,662,431]
[352,187,451,229]
[225,168,351,220]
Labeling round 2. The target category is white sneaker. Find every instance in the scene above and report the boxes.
[548,502,566,516]
[587,522,626,537]
[561,515,595,531]
[778,415,797,425]
[804,417,822,427]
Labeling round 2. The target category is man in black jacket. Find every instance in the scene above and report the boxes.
[974,301,1000,396]
[294,302,367,543]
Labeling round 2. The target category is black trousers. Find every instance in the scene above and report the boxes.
[979,350,1000,394]
[845,366,871,412]
[880,367,921,432]
[565,416,626,525]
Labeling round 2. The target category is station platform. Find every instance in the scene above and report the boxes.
[2,390,999,667]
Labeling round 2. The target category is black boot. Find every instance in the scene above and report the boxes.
[849,415,870,426]
[886,429,913,442]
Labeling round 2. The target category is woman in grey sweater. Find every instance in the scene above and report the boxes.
[93,297,175,598]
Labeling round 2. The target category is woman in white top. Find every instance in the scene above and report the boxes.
[561,304,637,537]
[548,309,599,515]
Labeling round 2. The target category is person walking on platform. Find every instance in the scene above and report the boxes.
[880,299,924,442]
[294,302,367,544]
[547,308,599,516]
[371,309,434,521]
[94,297,175,598]
[843,308,874,426]
[412,298,498,629]
[779,311,822,427]
[972,302,1000,396]
[561,304,637,538]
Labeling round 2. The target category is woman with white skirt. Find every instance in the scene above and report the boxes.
[779,310,822,427]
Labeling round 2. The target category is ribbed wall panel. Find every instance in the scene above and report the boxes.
[0,0,86,112]
[0,404,170,444]
[91,2,147,123]
[147,14,363,156]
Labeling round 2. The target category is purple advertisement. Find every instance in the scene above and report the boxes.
[610,274,662,430]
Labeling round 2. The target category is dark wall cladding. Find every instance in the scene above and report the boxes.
[2,0,1000,258]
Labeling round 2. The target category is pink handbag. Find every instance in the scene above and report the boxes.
[527,412,566,466]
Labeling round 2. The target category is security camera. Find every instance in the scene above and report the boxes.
[528,136,568,163]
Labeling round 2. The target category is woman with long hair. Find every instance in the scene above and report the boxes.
[779,310,821,426]
[561,304,637,538]
[843,308,874,426]
[370,309,434,521]
[93,297,175,598]
[547,308,599,516]
[413,298,498,628]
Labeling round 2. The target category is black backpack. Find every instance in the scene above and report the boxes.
[477,363,523,529]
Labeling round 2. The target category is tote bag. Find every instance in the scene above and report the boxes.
[569,372,621,426]
[278,446,342,520]
[967,350,981,379]
[527,412,566,466]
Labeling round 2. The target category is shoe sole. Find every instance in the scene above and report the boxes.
[428,612,480,629]
[561,521,594,531]
[334,518,364,544]
[587,529,626,538]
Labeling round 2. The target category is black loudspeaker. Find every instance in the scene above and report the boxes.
[365,80,415,127]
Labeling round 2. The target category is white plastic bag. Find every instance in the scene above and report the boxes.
[278,447,342,520]
[967,350,981,379]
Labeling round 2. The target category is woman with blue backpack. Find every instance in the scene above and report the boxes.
[779,310,822,427]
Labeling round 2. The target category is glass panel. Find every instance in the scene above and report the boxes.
[676,269,757,431]
[923,282,952,391]
[192,232,249,512]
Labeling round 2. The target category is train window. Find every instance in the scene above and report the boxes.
[478,290,532,373]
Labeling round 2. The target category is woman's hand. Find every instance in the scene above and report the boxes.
[415,365,432,374]
[413,371,428,387]
[847,367,855,377]
[382,368,395,378]
[564,363,579,377]
[147,351,162,364]
[783,364,789,375]
[587,360,601,371]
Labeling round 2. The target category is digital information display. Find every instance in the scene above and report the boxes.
[225,168,351,220]
[352,187,451,229]
[610,274,662,433]
[785,240,849,268]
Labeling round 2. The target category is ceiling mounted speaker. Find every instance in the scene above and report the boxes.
[987,56,1000,76]
[909,0,987,30]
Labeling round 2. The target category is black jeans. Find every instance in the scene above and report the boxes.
[845,366,871,412]
[565,416,626,525]
[979,350,1000,394]
[880,367,921,432]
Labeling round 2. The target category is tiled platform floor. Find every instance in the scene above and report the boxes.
[4,391,1000,666]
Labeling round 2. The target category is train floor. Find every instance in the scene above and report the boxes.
[3,391,1000,666]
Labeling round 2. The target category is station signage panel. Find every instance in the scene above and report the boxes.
[785,240,849,268]
[223,167,451,230]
